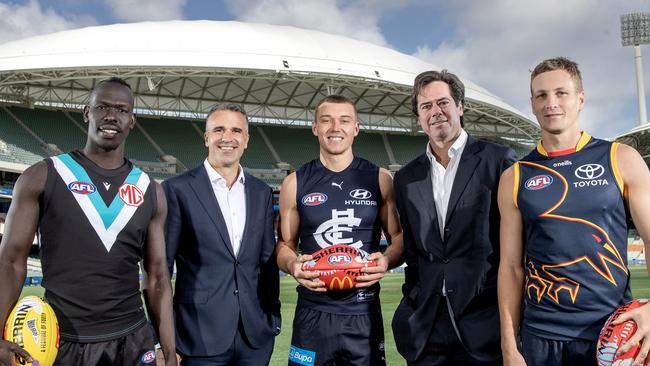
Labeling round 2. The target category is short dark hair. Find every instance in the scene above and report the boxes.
[87,77,135,113]
[314,95,356,120]
[531,57,583,93]
[205,102,249,131]
[412,70,465,126]
[94,76,132,91]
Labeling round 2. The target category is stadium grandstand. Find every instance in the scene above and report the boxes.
[0,21,539,243]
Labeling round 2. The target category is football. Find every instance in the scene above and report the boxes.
[4,296,59,366]
[597,299,649,366]
[302,244,377,291]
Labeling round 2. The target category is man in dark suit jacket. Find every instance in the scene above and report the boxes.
[163,103,280,365]
[392,70,517,365]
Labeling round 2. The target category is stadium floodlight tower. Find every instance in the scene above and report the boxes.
[621,12,650,126]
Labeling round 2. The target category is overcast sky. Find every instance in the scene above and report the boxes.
[0,0,648,139]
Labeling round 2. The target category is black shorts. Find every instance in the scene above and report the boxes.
[288,306,385,366]
[522,330,597,366]
[55,322,157,366]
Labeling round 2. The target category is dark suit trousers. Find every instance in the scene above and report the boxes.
[408,301,502,366]
[180,320,274,366]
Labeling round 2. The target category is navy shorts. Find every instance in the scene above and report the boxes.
[54,323,157,366]
[288,306,385,366]
[522,330,597,366]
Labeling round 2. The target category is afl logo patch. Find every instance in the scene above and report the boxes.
[67,181,96,195]
[525,175,553,190]
[119,183,144,207]
[302,193,327,206]
[328,254,353,266]
[140,350,155,363]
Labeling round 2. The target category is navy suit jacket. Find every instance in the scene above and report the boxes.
[163,165,280,356]
[392,135,516,362]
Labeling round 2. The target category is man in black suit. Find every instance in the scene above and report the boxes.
[163,103,280,365]
[392,70,517,365]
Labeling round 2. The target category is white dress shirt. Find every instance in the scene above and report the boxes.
[203,159,247,256]
[426,129,468,238]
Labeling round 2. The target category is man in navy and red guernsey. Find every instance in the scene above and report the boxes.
[0,78,176,365]
[498,57,650,366]
[276,95,403,366]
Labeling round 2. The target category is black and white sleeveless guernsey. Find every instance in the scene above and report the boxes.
[296,157,383,314]
[39,150,155,342]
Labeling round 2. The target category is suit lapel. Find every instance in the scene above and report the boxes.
[409,155,442,249]
[188,167,236,258]
[445,136,481,224]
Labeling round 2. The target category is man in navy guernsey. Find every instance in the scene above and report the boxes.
[0,77,177,365]
[498,57,650,366]
[276,95,403,366]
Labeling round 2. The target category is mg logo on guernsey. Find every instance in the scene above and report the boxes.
[314,209,363,249]
[574,163,608,188]
[525,175,553,190]
[67,181,96,195]
[119,183,144,207]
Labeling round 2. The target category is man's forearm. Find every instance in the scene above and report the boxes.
[276,243,298,274]
[145,273,176,358]
[381,236,404,270]
[498,265,525,353]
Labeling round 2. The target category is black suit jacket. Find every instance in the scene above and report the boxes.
[163,165,280,356]
[392,135,516,362]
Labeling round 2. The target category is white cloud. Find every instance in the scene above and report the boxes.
[413,0,650,138]
[0,0,95,44]
[225,0,401,47]
[102,0,186,22]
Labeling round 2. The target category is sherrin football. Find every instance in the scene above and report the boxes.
[597,299,649,366]
[301,244,376,291]
[4,296,59,366]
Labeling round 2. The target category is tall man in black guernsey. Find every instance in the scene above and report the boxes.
[276,94,403,366]
[0,77,177,366]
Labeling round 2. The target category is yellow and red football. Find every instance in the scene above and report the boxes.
[4,296,59,366]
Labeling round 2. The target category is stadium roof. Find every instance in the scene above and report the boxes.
[0,20,538,145]
[614,123,650,162]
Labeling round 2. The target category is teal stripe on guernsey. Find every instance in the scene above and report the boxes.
[57,153,143,229]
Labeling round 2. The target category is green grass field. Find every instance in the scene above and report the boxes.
[19,266,650,365]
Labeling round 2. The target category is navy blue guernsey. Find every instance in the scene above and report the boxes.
[39,151,155,342]
[296,157,383,314]
[516,132,631,341]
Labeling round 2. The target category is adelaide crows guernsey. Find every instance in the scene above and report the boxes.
[39,151,155,342]
[516,132,631,341]
[296,157,383,314]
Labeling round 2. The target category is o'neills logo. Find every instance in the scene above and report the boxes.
[119,183,144,207]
